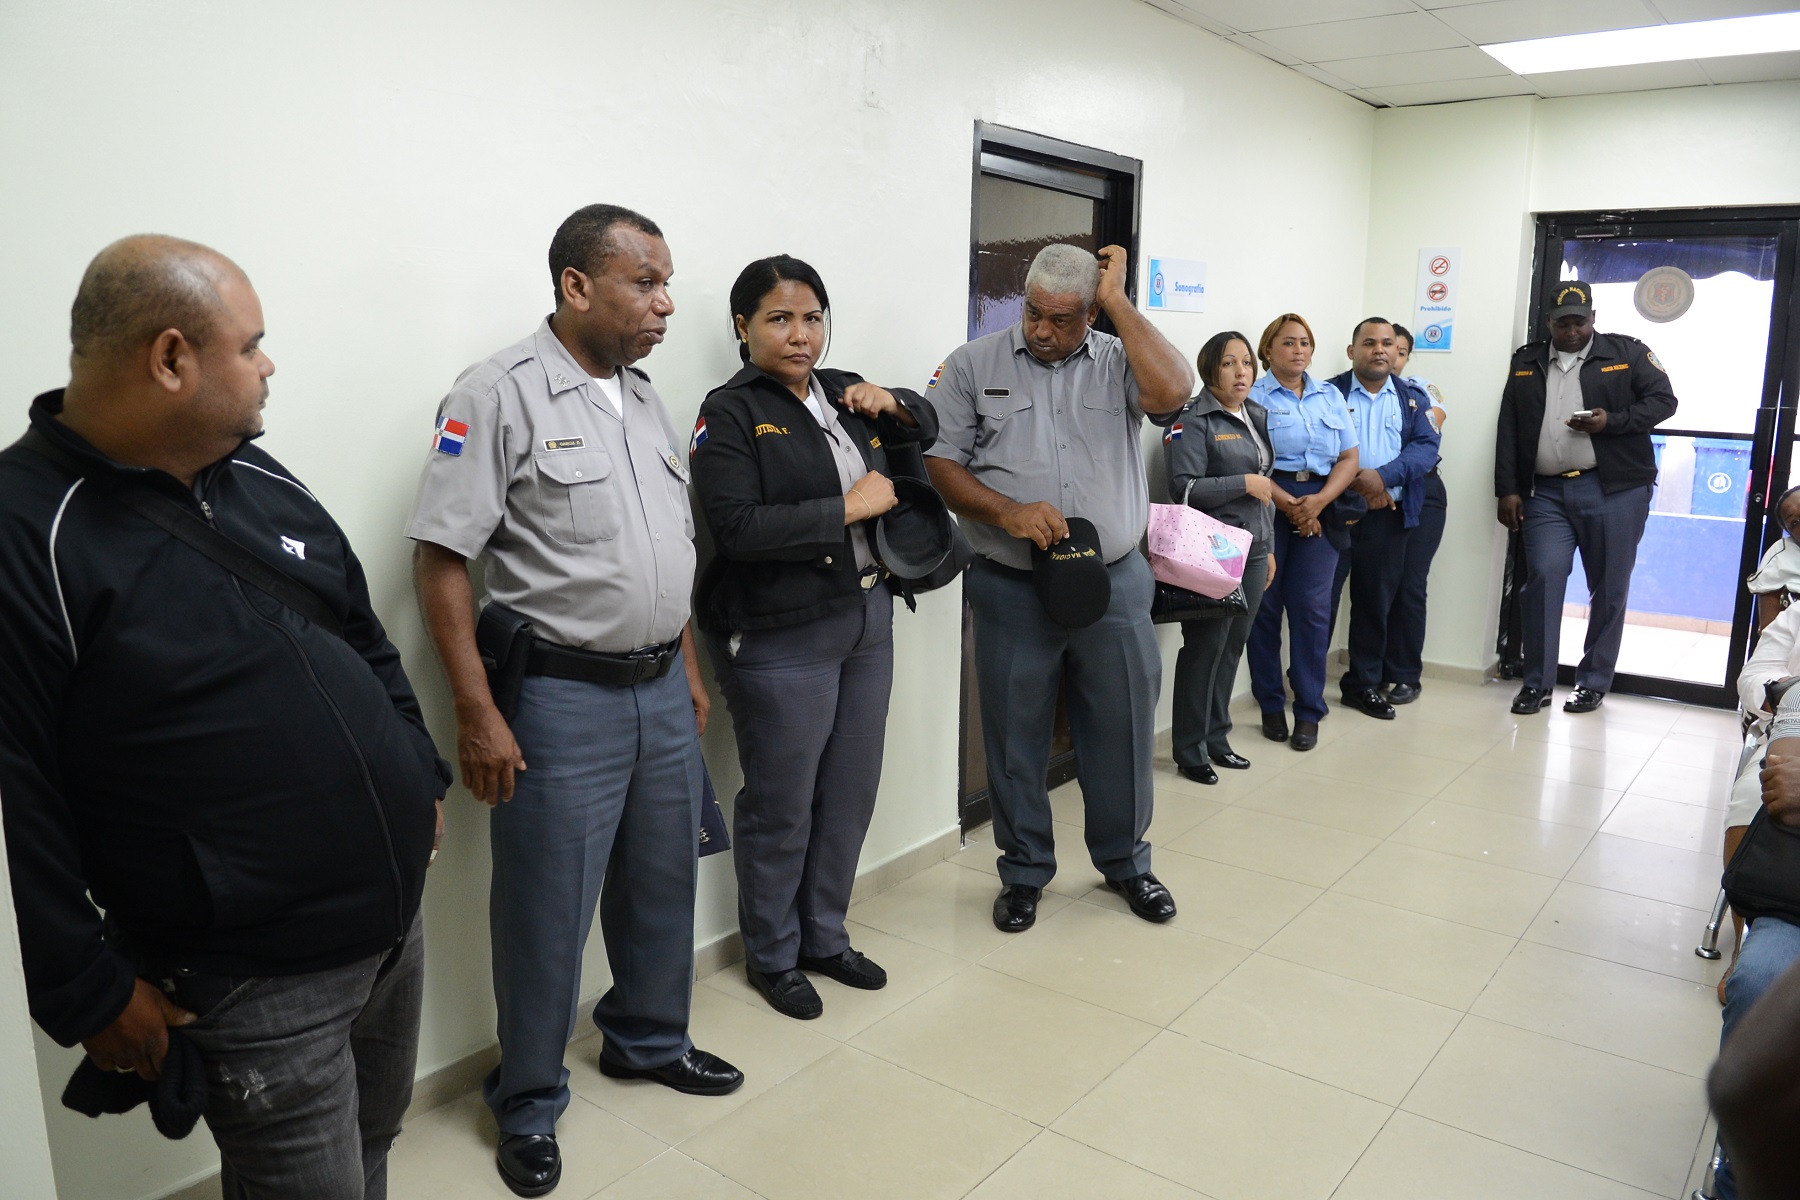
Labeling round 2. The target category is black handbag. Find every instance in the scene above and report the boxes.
[1151,580,1248,624]
[1723,788,1800,928]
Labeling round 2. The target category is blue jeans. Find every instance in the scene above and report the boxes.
[1717,915,1800,1198]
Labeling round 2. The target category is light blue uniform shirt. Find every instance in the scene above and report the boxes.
[1342,375,1405,502]
[1249,372,1356,475]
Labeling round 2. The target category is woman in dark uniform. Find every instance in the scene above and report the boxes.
[690,255,937,1021]
[1164,331,1278,783]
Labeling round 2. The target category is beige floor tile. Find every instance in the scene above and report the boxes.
[1389,799,1595,877]
[1523,881,1724,985]
[952,822,1105,898]
[851,965,1157,1124]
[1599,794,1726,855]
[847,859,1075,961]
[1165,806,1378,887]
[1338,714,1509,764]
[1232,772,1430,838]
[1624,761,1736,809]
[1560,694,1684,733]
[596,1150,758,1199]
[1565,832,1725,911]
[1651,731,1751,776]
[698,920,964,1041]
[1154,756,1295,806]
[1147,786,1232,842]
[1331,1111,1667,1200]
[1509,713,1670,757]
[1260,892,1515,1009]
[388,1093,662,1200]
[571,983,835,1144]
[1080,848,1323,950]
[1053,1032,1388,1200]
[1170,954,1459,1104]
[1471,736,1646,792]
[966,1131,1209,1199]
[1437,766,1622,830]
[1400,1016,1707,1196]
[1470,941,1720,1077]
[1671,706,1749,740]
[1330,842,1558,937]
[682,1047,1035,1200]
[1287,739,1469,797]
[981,898,1247,1024]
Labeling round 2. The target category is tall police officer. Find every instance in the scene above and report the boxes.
[1495,281,1678,715]
[924,243,1193,933]
[409,205,742,1198]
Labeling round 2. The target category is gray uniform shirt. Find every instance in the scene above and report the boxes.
[406,319,696,653]
[925,324,1144,570]
[805,376,874,569]
[1534,340,1599,475]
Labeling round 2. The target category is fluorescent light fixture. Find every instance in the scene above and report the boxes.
[1482,10,1800,75]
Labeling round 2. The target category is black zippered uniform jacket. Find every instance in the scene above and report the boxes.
[692,366,937,632]
[1494,331,1678,498]
[0,391,450,1046]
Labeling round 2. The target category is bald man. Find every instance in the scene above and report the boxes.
[0,236,448,1198]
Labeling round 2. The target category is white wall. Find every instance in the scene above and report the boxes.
[0,1,1375,1195]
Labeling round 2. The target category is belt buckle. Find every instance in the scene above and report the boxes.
[1295,470,1314,482]
[859,565,885,591]
[1561,469,1582,478]
[627,645,664,685]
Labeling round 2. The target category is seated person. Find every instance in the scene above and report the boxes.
[1748,487,1800,630]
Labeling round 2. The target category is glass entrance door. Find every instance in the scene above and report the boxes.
[1527,214,1800,707]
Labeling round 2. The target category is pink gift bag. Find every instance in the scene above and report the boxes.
[1146,502,1253,599]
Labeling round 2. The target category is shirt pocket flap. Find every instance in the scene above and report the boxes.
[1265,412,1299,431]
[663,452,691,484]
[1319,407,1349,431]
[536,449,611,485]
[975,389,1032,420]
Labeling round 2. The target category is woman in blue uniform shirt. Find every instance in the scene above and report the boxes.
[1245,313,1359,752]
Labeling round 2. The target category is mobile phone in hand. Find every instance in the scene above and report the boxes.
[1568,410,1595,422]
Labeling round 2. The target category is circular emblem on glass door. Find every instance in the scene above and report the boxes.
[1634,265,1695,323]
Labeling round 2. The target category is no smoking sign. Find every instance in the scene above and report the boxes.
[1429,256,1451,276]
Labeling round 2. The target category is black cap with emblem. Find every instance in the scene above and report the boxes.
[1031,517,1111,629]
[1546,280,1594,320]
[876,477,954,581]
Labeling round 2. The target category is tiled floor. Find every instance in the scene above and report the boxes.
[387,679,1736,1200]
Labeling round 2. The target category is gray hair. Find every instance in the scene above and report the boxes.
[1024,244,1099,307]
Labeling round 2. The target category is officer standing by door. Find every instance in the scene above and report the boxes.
[1383,322,1448,704]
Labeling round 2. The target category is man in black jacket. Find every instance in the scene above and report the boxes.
[0,235,448,1197]
[1495,281,1678,715]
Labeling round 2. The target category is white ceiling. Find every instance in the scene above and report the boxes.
[1139,0,1800,106]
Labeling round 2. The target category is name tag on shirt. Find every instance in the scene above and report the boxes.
[982,388,1011,397]
[543,437,585,451]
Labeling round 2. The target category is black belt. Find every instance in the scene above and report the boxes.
[1535,468,1595,480]
[526,636,681,686]
[1273,469,1319,482]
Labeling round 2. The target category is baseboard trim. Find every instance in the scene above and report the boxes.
[1325,648,1496,688]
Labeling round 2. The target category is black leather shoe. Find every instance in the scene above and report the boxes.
[798,947,887,990]
[744,965,823,1019]
[1290,720,1319,751]
[1178,762,1219,785]
[992,884,1041,932]
[497,1134,561,1197]
[1210,750,1251,770]
[1387,682,1422,705]
[599,1047,745,1095]
[1511,686,1552,715]
[1563,686,1605,714]
[1106,873,1177,923]
[1342,687,1397,720]
[1261,711,1290,742]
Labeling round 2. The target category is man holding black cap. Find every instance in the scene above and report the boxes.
[925,243,1193,933]
[1495,280,1678,715]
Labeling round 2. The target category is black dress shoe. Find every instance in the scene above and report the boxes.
[743,965,823,1019]
[1511,685,1552,715]
[599,1047,745,1095]
[1290,720,1319,751]
[1261,711,1290,742]
[1210,751,1251,770]
[1341,687,1397,720]
[497,1134,561,1198]
[798,947,887,990]
[1106,873,1177,923]
[1563,686,1605,714]
[1178,762,1219,785]
[992,884,1041,933]
[1387,682,1422,705]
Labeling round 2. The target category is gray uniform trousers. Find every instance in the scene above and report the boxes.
[966,553,1160,887]
[1521,472,1653,692]
[707,585,893,973]
[1172,551,1270,768]
[483,664,703,1136]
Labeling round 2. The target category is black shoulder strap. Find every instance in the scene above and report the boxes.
[18,427,344,638]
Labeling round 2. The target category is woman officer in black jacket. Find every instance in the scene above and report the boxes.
[691,255,937,1021]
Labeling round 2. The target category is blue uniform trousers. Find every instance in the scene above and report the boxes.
[484,663,703,1136]
[1385,471,1446,687]
[1337,506,1411,694]
[1249,479,1340,725]
[1520,474,1652,692]
[966,554,1159,888]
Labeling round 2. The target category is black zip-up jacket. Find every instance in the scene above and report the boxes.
[692,366,937,632]
[1494,331,1678,498]
[0,392,449,1047]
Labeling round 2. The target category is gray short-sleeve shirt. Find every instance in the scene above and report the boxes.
[405,319,696,653]
[924,325,1145,570]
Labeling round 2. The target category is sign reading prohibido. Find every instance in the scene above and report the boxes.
[1413,247,1460,352]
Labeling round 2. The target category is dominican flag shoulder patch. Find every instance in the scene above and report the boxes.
[434,416,469,456]
[689,417,709,457]
[1163,422,1183,444]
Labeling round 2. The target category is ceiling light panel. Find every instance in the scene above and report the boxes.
[1482,11,1800,74]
